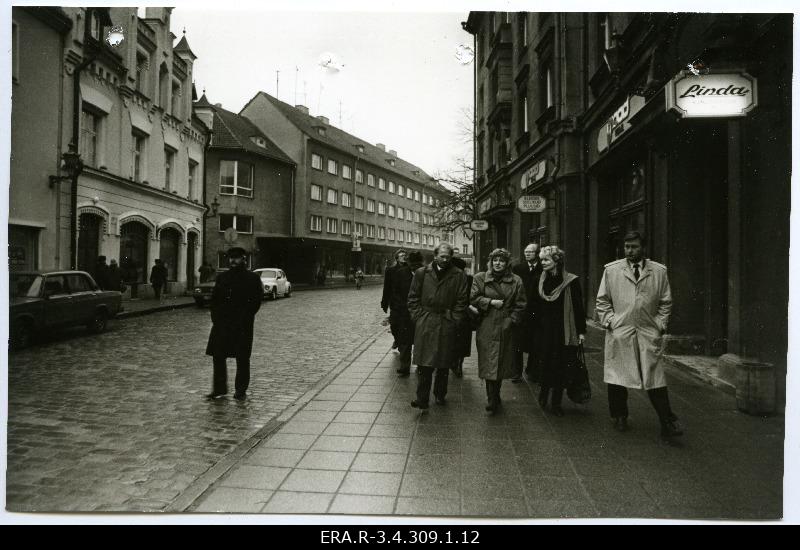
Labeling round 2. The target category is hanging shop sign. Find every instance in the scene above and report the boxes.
[478,197,494,215]
[666,71,757,118]
[469,220,489,231]
[596,94,646,154]
[517,195,547,213]
[520,160,548,189]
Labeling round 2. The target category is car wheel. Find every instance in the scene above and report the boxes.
[88,310,108,334]
[271,288,278,300]
[10,321,33,351]
[285,286,292,298]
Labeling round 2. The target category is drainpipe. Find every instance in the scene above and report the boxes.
[200,124,212,265]
[289,165,295,237]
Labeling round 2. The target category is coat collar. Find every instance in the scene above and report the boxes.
[623,258,653,284]
[486,270,514,283]
[425,262,458,283]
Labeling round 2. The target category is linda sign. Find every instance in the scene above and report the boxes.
[666,71,757,118]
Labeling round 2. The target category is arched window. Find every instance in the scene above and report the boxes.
[159,228,181,282]
[119,222,150,283]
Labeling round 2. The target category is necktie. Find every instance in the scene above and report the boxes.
[633,264,640,281]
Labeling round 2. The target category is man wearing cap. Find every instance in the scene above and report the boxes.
[205,247,264,401]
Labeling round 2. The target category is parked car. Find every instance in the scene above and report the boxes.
[253,268,292,300]
[9,270,123,350]
[192,271,218,307]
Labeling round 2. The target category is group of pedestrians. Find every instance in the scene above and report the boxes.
[92,256,125,292]
[381,230,684,439]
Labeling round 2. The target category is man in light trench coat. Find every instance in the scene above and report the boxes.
[595,231,683,438]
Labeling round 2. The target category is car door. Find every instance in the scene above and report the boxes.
[277,270,286,295]
[41,275,72,328]
[65,273,97,323]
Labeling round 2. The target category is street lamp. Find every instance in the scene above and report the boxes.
[206,195,220,218]
[49,142,84,188]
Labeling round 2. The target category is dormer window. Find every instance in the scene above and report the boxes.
[357,145,365,153]
[250,136,267,148]
[317,127,326,136]
[388,159,396,166]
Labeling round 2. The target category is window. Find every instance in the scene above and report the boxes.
[389,159,395,166]
[406,232,412,243]
[159,228,180,281]
[378,177,386,190]
[355,195,364,210]
[90,10,102,40]
[546,66,553,108]
[367,174,376,187]
[367,225,375,238]
[406,210,413,222]
[378,202,386,215]
[423,213,428,225]
[398,184,405,197]
[327,188,338,204]
[422,193,428,204]
[171,81,181,119]
[188,160,198,200]
[219,214,253,234]
[342,192,352,207]
[406,187,413,199]
[388,228,396,241]
[311,153,323,170]
[519,90,529,133]
[343,165,352,180]
[219,160,254,197]
[414,190,420,202]
[367,199,375,213]
[326,218,337,233]
[164,147,175,191]
[378,227,386,239]
[398,230,405,242]
[355,222,364,237]
[310,184,323,201]
[414,211,420,223]
[423,234,428,246]
[132,131,147,182]
[327,159,338,175]
[414,232,420,244]
[158,63,169,109]
[388,205,396,218]
[389,181,396,194]
[397,207,405,219]
[310,215,322,232]
[135,50,149,95]
[81,109,100,167]
[463,244,469,255]
[518,13,528,48]
[355,169,363,183]
[341,220,352,236]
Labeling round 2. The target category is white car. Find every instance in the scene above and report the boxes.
[253,268,292,300]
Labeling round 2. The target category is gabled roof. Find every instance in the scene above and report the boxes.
[198,100,294,166]
[173,34,197,60]
[243,92,449,194]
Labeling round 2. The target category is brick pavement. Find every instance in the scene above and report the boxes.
[187,332,784,520]
[6,287,387,512]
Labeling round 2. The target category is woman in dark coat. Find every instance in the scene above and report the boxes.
[534,246,586,416]
[450,256,473,377]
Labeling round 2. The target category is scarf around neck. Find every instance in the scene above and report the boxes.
[539,270,580,346]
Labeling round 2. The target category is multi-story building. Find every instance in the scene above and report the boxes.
[10,7,208,295]
[193,95,296,271]
[464,12,792,407]
[240,92,450,284]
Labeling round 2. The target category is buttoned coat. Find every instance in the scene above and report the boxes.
[595,258,673,390]
[512,261,542,353]
[471,270,527,381]
[205,265,264,358]
[408,263,469,368]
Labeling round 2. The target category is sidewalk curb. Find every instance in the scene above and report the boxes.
[117,301,196,320]
[661,355,736,396]
[167,324,388,513]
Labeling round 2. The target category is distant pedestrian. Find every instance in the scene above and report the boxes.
[511,243,542,383]
[106,259,125,292]
[354,268,365,289]
[450,256,473,378]
[470,249,527,413]
[534,246,586,417]
[94,256,109,290]
[199,262,215,283]
[149,259,168,300]
[595,231,682,437]
[382,249,414,375]
[205,247,264,401]
[408,242,469,409]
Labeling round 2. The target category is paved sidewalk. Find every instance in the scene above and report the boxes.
[186,331,784,520]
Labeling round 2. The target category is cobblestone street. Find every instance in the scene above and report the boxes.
[6,287,386,512]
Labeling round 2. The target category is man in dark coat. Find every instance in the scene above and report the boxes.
[389,251,423,377]
[382,249,410,369]
[511,243,542,383]
[149,259,168,300]
[94,256,109,290]
[408,242,469,409]
[106,259,125,292]
[381,250,406,351]
[205,247,263,401]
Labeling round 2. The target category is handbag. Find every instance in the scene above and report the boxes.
[466,305,483,331]
[566,344,591,404]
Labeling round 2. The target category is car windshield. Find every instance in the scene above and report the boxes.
[258,270,277,279]
[10,274,43,298]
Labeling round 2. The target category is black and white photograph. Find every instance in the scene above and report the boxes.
[2,0,797,525]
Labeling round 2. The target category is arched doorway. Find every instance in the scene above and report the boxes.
[77,214,102,277]
[159,227,180,282]
[119,221,150,284]
[186,232,197,288]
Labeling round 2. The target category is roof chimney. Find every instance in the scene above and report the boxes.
[388,150,397,157]
[376,143,385,151]
[316,115,329,125]
[214,103,222,108]
[295,105,309,115]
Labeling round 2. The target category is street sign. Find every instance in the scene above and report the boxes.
[517,195,546,213]
[469,220,489,231]
[223,227,238,243]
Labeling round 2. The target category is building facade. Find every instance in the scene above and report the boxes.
[193,96,296,272]
[464,12,791,405]
[10,7,208,296]
[240,92,451,285]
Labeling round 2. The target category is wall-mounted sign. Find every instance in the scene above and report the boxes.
[223,227,238,243]
[666,71,757,118]
[469,220,489,231]
[517,195,546,213]
[478,197,494,215]
[597,94,646,154]
[520,160,548,189]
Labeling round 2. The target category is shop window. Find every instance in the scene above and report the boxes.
[159,228,180,281]
[119,222,150,283]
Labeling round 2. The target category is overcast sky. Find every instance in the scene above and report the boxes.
[168,7,474,177]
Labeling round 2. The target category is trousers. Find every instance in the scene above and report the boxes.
[607,384,675,424]
[213,355,250,395]
[416,366,449,405]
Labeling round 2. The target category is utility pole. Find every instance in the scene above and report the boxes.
[276,70,280,100]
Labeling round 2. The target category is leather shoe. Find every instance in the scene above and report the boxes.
[613,417,629,432]
[233,392,246,401]
[435,397,447,406]
[410,400,429,410]
[551,405,565,417]
[661,419,684,438]
[205,392,226,400]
